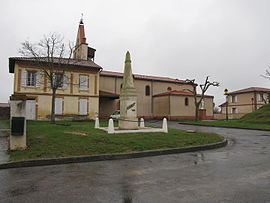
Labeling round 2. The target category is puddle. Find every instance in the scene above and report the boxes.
[0,137,9,163]
[8,185,38,197]
[259,134,270,137]
[193,153,205,165]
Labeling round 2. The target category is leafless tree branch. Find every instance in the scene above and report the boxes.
[185,77,219,121]
[19,33,75,122]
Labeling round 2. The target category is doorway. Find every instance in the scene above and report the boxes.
[26,100,36,120]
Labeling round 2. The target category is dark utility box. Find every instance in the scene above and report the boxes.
[11,117,25,136]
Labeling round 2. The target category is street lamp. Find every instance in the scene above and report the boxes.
[224,89,229,121]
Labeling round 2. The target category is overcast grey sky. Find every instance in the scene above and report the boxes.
[1,0,270,106]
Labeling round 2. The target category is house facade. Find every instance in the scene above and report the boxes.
[220,87,270,119]
[9,21,102,120]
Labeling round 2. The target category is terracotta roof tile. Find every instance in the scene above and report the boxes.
[153,90,213,97]
[100,70,186,84]
[9,57,102,73]
[218,102,227,107]
[227,87,270,95]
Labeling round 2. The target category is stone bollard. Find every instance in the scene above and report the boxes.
[162,118,168,133]
[139,118,145,128]
[108,118,115,134]
[94,117,100,129]
[10,99,27,150]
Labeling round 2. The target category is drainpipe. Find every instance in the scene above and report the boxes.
[254,92,257,110]
[251,98,254,112]
[168,95,171,120]
[151,79,153,118]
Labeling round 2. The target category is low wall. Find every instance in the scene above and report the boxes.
[154,115,214,120]
[0,107,10,120]
[214,113,245,120]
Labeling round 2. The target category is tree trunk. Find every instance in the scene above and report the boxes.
[51,88,57,123]
[193,89,199,121]
[195,104,199,121]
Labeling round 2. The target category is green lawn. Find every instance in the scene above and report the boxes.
[240,104,270,124]
[9,120,224,161]
[0,120,10,129]
[178,120,270,130]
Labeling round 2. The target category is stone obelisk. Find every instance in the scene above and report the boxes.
[119,51,138,129]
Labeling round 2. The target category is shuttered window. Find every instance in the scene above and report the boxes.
[80,75,89,90]
[55,98,63,115]
[52,73,68,89]
[21,70,40,88]
[79,99,88,115]
[257,93,264,102]
[231,95,237,103]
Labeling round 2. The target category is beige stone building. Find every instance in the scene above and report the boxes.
[9,20,102,120]
[9,21,215,121]
[220,87,270,119]
[99,71,214,120]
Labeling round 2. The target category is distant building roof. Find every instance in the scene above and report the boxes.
[227,87,270,95]
[218,102,227,107]
[0,103,10,107]
[153,90,213,98]
[100,70,187,84]
[9,57,102,73]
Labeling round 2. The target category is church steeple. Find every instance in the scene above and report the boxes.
[79,14,84,25]
[73,16,96,61]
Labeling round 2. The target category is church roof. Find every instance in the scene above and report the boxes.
[9,57,102,73]
[153,90,213,98]
[100,70,187,84]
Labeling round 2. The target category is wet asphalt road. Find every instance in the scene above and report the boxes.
[0,121,270,203]
[0,131,9,164]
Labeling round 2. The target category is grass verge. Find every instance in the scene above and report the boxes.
[9,120,223,162]
[178,119,270,130]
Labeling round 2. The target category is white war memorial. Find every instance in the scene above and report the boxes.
[96,51,168,134]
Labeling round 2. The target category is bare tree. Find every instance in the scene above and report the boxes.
[19,33,76,122]
[213,106,221,114]
[185,76,219,121]
[261,68,270,104]
[262,67,270,80]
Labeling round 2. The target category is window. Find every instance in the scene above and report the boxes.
[55,74,63,88]
[55,98,63,115]
[79,99,88,115]
[80,75,89,90]
[232,108,238,114]
[52,73,68,89]
[185,97,189,106]
[27,71,36,87]
[21,70,40,87]
[257,93,264,102]
[145,85,150,96]
[231,95,237,103]
[167,87,172,91]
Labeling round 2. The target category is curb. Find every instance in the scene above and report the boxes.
[178,122,270,132]
[0,139,227,170]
